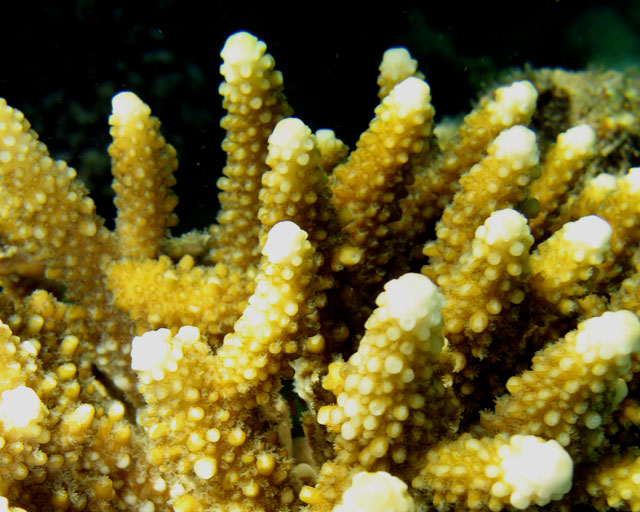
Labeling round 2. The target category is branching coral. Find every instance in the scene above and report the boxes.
[0,29,640,512]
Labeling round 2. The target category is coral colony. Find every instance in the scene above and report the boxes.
[0,30,640,511]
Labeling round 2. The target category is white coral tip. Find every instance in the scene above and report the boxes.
[269,118,311,152]
[499,435,573,509]
[131,328,172,372]
[589,173,617,196]
[494,80,538,119]
[481,209,529,245]
[111,91,145,120]
[0,386,43,429]
[492,125,539,168]
[387,77,431,114]
[575,310,640,360]
[333,471,416,512]
[379,273,444,330]
[379,48,417,80]
[558,124,596,155]
[562,215,611,251]
[221,31,264,66]
[623,167,640,194]
[262,221,307,264]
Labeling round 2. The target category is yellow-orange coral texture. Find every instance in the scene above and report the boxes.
[0,30,640,512]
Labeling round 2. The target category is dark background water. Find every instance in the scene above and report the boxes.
[2,1,639,232]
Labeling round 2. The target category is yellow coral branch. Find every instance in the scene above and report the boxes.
[109,91,179,259]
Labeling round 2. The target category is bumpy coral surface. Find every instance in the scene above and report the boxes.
[0,30,640,512]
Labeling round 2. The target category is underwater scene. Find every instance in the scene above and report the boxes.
[0,2,640,511]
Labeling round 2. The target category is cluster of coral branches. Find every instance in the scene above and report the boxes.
[0,30,640,512]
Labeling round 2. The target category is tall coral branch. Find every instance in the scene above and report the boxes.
[109,91,179,259]
[209,31,293,270]
[0,99,113,302]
